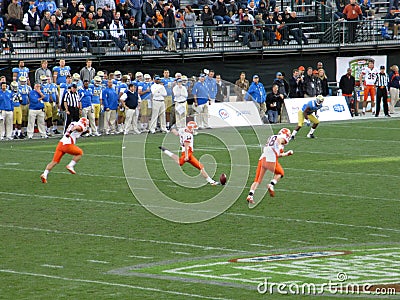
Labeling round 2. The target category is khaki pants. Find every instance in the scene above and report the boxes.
[27,109,46,138]
[104,109,117,134]
[0,110,13,139]
[82,106,98,134]
[389,87,399,114]
[255,102,267,120]
[149,100,167,132]
[194,103,209,128]
[124,107,139,134]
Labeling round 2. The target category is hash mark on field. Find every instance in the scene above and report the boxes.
[128,255,153,259]
[172,251,191,255]
[327,237,349,240]
[249,244,274,248]
[100,190,118,193]
[369,233,390,238]
[41,264,64,269]
[289,240,309,244]
[87,260,110,264]
[4,162,20,165]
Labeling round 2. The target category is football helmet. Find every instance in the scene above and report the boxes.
[97,71,105,78]
[72,73,80,81]
[10,81,18,91]
[19,76,27,85]
[278,128,291,144]
[114,70,122,80]
[94,76,102,86]
[186,121,198,133]
[40,75,48,84]
[79,117,89,128]
[316,95,324,105]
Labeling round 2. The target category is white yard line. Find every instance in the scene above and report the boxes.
[368,233,390,238]
[128,255,153,259]
[41,264,64,269]
[171,251,191,255]
[87,260,110,264]
[249,244,274,248]
[0,269,231,300]
[327,237,349,241]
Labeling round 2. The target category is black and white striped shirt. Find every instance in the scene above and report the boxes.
[64,91,81,107]
[375,72,389,88]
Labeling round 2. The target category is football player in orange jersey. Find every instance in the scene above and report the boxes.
[159,121,219,185]
[247,128,294,204]
[40,117,88,183]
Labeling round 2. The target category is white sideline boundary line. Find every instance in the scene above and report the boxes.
[0,269,231,300]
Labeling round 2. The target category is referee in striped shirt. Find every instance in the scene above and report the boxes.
[375,66,390,117]
[63,83,82,132]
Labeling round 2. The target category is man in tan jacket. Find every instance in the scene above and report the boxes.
[7,0,24,30]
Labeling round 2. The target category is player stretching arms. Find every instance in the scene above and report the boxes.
[291,95,324,139]
[159,121,219,186]
[247,128,293,204]
[40,117,88,183]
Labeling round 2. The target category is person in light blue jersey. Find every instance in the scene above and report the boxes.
[291,95,325,140]
[89,76,103,130]
[18,76,32,136]
[80,80,99,136]
[12,60,30,85]
[116,74,128,133]
[53,59,71,85]
[10,81,24,139]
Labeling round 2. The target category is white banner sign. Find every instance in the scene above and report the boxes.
[208,102,263,128]
[284,96,352,123]
[336,55,387,84]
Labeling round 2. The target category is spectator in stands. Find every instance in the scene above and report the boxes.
[40,10,51,30]
[263,11,277,46]
[144,0,157,19]
[126,15,141,50]
[163,3,177,52]
[245,74,267,121]
[94,8,110,39]
[239,14,256,47]
[342,0,362,43]
[62,18,76,52]
[184,5,197,48]
[384,8,399,39]
[86,12,98,38]
[129,0,144,25]
[276,13,289,45]
[46,0,58,15]
[198,0,213,9]
[117,0,130,24]
[142,17,164,49]
[43,15,67,53]
[266,83,284,123]
[339,67,356,116]
[55,8,65,28]
[201,5,214,48]
[381,22,392,39]
[102,4,114,25]
[67,0,79,18]
[360,0,374,20]
[227,0,238,17]
[110,17,128,51]
[36,0,47,15]
[247,1,258,16]
[7,0,24,30]
[231,7,244,41]
[317,68,329,96]
[104,0,116,12]
[302,67,317,97]
[72,19,92,52]
[23,5,40,32]
[0,17,17,55]
[234,72,250,101]
[389,64,400,114]
[289,68,303,98]
[287,11,308,45]
[153,9,168,45]
[388,0,399,12]
[175,12,187,49]
[213,0,232,27]
[72,11,87,28]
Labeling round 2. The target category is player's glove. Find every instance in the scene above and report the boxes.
[306,119,311,126]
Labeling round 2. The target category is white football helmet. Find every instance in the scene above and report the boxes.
[278,128,291,144]
[10,81,18,91]
[19,76,27,85]
[316,95,324,105]
[40,75,48,84]
[94,76,102,86]
[114,70,122,80]
[79,117,89,128]
[186,121,198,133]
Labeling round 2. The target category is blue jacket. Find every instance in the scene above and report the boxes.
[102,87,119,110]
[192,81,209,105]
[245,82,266,103]
[29,90,45,110]
[0,90,13,111]
[205,76,217,99]
[79,87,93,108]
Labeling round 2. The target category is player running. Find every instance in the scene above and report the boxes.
[159,121,219,186]
[247,128,293,204]
[40,117,89,183]
[291,95,324,139]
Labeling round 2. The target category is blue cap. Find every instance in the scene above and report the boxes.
[120,0,125,2]
[29,4,36,9]
[154,76,160,80]
[199,74,206,77]
[177,78,182,82]
[253,75,259,79]
[276,72,282,76]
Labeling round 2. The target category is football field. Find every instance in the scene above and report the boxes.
[0,118,399,299]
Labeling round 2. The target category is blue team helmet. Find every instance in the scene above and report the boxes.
[316,95,324,105]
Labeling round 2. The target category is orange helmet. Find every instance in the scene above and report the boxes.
[186,121,198,133]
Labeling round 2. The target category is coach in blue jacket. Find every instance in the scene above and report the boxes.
[245,74,267,121]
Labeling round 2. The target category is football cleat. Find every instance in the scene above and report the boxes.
[66,165,76,174]
[210,180,220,186]
[159,146,167,152]
[267,184,275,197]
[40,174,47,183]
[246,195,255,204]
[290,135,295,141]
[307,133,316,139]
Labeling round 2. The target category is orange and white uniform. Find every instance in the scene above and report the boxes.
[52,121,86,163]
[178,127,203,170]
[361,66,379,101]
[253,134,287,184]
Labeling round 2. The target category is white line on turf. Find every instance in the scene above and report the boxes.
[87,260,110,264]
[289,240,309,244]
[128,255,153,259]
[172,251,191,255]
[0,269,231,300]
[41,264,64,269]
[0,224,248,253]
[326,237,349,240]
[249,244,274,248]
[368,233,390,238]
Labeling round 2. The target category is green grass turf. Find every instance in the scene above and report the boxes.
[0,118,399,299]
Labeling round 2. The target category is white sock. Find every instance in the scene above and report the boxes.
[362,107,366,113]
[292,130,297,136]
[270,179,277,185]
[43,170,49,177]
[68,160,76,167]
[163,149,174,158]
[17,129,21,135]
[206,176,214,183]
[309,128,315,135]
[53,125,57,130]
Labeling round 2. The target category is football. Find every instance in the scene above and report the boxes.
[219,173,227,185]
